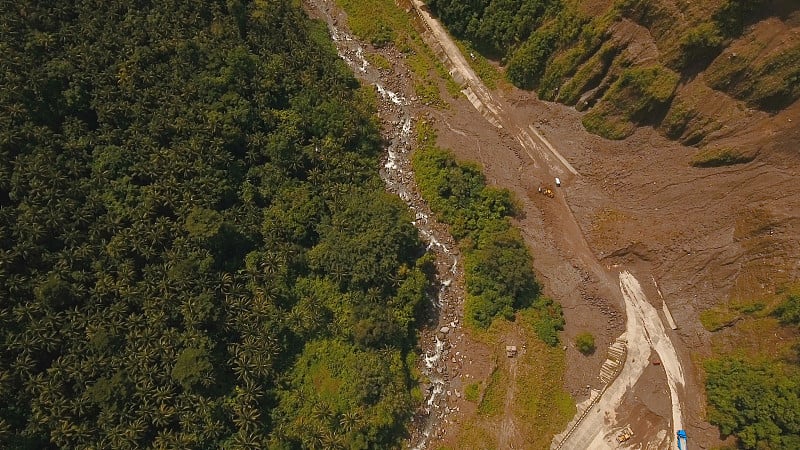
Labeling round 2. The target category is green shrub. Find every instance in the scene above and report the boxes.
[661,100,694,139]
[538,12,616,104]
[706,41,800,111]
[674,22,724,69]
[745,45,800,110]
[575,332,596,355]
[452,39,501,89]
[412,140,516,241]
[477,367,505,416]
[775,294,800,326]
[583,64,679,139]
[463,222,540,329]
[617,65,680,120]
[523,297,565,347]
[365,52,392,70]
[276,340,416,448]
[699,306,740,332]
[185,207,223,239]
[690,147,755,167]
[538,46,589,100]
[371,24,394,47]
[428,0,560,59]
[338,0,400,47]
[464,382,480,402]
[713,0,769,38]
[413,133,563,340]
[337,0,454,108]
[558,42,620,105]
[86,372,130,409]
[705,48,752,91]
[34,274,77,310]
[507,30,558,89]
[733,302,765,315]
[582,107,634,140]
[705,357,800,449]
[172,347,213,391]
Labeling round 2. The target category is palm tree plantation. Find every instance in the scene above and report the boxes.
[3,0,799,448]
[0,0,429,447]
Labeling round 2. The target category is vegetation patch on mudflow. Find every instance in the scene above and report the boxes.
[457,319,574,448]
[701,289,800,449]
[0,0,430,448]
[411,125,573,441]
[426,0,798,156]
[412,122,565,340]
[575,332,596,355]
[690,146,756,168]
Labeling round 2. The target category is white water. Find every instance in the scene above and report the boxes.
[376,83,407,105]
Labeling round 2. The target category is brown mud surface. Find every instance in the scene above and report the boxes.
[306,0,800,448]
[431,73,800,449]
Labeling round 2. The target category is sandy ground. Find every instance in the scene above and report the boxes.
[436,81,800,450]
[306,0,800,448]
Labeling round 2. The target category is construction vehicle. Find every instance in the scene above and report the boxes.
[616,425,633,443]
[538,185,554,198]
[677,430,687,449]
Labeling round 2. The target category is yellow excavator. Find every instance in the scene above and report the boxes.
[538,185,554,198]
[616,425,633,443]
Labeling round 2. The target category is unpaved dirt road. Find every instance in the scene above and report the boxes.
[499,357,521,449]
[409,2,800,448]
[559,271,686,449]
[411,0,578,180]
[409,2,690,448]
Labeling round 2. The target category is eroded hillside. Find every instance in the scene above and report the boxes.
[426,0,799,165]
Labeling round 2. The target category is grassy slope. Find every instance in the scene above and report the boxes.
[570,0,798,145]
[692,202,800,446]
[457,319,575,450]
[337,0,460,106]
[698,285,800,448]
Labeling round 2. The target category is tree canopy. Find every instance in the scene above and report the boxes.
[0,0,427,448]
[412,123,563,341]
[705,357,800,449]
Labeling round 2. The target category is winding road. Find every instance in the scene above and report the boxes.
[408,2,687,448]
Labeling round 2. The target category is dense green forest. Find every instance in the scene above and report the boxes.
[0,0,429,448]
[412,123,564,343]
[705,357,800,449]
